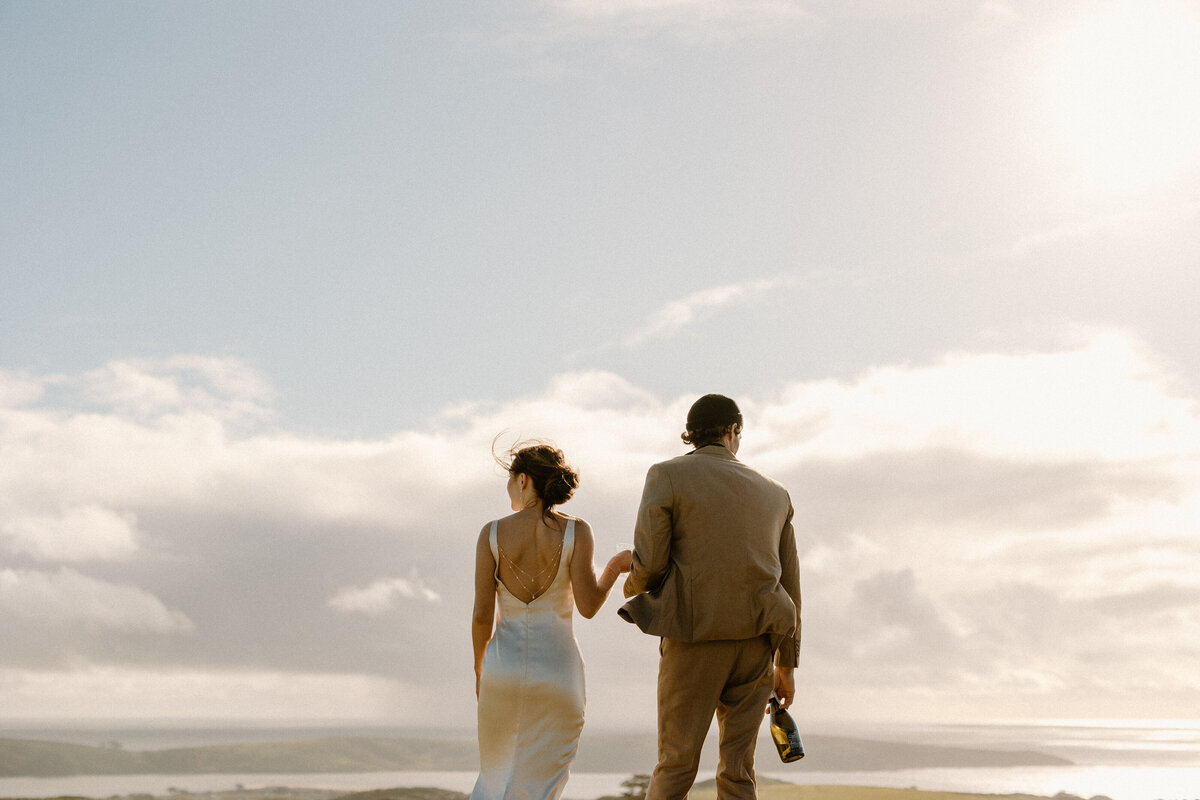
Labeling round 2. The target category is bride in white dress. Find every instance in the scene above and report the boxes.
[471,442,632,800]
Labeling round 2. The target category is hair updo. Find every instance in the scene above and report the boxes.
[495,439,580,515]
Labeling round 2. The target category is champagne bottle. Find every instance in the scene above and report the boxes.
[768,695,804,762]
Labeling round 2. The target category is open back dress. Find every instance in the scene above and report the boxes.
[471,518,585,800]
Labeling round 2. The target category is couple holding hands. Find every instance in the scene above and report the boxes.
[471,394,802,800]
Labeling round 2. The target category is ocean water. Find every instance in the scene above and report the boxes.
[1,721,1198,800]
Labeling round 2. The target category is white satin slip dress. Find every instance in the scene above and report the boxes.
[471,518,586,800]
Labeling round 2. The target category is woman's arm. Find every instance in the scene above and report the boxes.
[471,523,497,697]
[570,518,632,619]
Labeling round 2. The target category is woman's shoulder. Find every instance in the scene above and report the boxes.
[495,509,535,528]
[494,509,543,538]
[549,509,586,524]
[561,514,591,537]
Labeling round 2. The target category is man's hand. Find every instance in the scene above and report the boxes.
[773,666,796,709]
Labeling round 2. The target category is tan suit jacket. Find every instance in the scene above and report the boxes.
[619,444,801,668]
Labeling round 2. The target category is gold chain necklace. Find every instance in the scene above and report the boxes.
[498,539,563,601]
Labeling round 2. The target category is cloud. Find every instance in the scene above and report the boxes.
[785,449,1178,541]
[0,567,193,633]
[0,359,484,532]
[627,284,750,346]
[1,505,140,562]
[329,573,441,614]
[755,328,1200,462]
[591,276,798,352]
[543,0,813,41]
[2,329,1199,723]
[0,372,43,406]
[490,0,818,79]
[538,0,1001,43]
[0,666,407,720]
[839,568,961,679]
[78,355,273,422]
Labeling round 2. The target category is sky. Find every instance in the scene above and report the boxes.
[1,0,1199,731]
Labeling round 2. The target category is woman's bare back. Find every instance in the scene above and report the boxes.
[494,509,569,604]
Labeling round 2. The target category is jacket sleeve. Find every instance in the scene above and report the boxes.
[775,495,802,668]
[623,463,674,598]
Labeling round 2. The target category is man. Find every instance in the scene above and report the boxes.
[619,394,801,800]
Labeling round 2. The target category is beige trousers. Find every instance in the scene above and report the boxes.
[645,635,775,800]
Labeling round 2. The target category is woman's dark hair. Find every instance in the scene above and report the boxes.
[493,438,579,516]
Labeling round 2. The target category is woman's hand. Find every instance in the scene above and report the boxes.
[597,549,632,591]
[606,549,633,575]
[604,551,633,575]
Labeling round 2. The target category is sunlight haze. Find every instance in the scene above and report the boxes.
[1,0,1198,731]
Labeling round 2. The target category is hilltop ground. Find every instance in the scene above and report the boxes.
[0,781,1111,800]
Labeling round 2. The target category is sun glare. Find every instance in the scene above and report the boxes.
[1047,0,1200,192]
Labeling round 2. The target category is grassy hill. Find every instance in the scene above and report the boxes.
[700,787,1071,800]
[0,737,475,777]
[0,783,1096,800]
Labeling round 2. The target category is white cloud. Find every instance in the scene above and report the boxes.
[2,331,1199,723]
[610,275,798,350]
[0,567,193,633]
[626,284,749,346]
[83,361,183,416]
[545,0,812,41]
[0,372,44,406]
[80,355,273,422]
[0,666,407,720]
[754,328,1200,463]
[0,358,480,530]
[541,0,998,42]
[329,574,441,614]
[1,505,140,561]
[437,369,684,498]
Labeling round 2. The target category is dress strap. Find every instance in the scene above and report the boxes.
[488,520,499,576]
[558,518,575,578]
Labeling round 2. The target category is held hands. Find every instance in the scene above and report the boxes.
[598,549,632,591]
[607,549,633,574]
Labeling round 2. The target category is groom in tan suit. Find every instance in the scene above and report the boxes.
[619,394,801,800]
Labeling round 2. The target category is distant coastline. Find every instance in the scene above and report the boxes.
[5,721,1200,800]
[0,733,1069,778]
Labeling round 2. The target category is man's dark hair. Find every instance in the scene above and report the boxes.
[681,394,743,447]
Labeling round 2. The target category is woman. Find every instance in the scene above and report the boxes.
[470,442,632,800]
